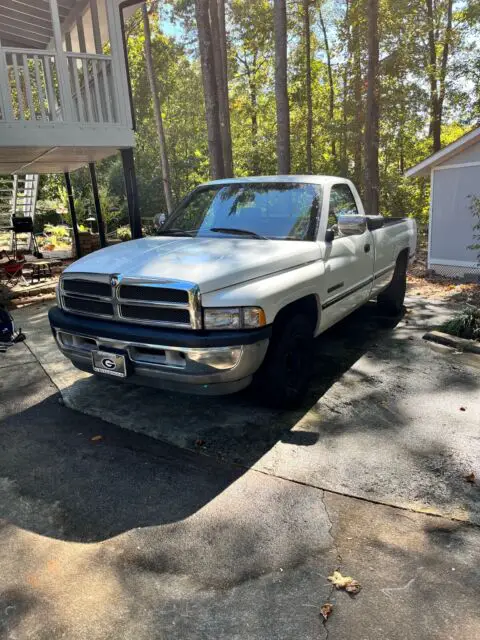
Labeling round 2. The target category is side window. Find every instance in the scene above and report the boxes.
[327,184,359,236]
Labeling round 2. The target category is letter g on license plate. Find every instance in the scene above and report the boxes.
[92,350,129,378]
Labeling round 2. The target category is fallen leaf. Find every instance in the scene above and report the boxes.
[90,435,103,442]
[328,570,361,594]
[465,472,476,484]
[345,580,362,594]
[320,603,333,620]
[328,571,352,588]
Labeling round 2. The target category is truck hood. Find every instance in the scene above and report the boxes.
[65,237,321,293]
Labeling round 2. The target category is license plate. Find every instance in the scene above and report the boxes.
[92,350,129,378]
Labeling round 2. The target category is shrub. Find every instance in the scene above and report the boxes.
[33,209,60,234]
[44,224,70,240]
[117,225,132,242]
[441,305,480,341]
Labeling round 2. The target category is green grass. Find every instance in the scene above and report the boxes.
[441,306,480,341]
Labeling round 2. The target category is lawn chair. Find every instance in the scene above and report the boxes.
[0,251,28,288]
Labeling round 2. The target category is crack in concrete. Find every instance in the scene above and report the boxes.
[23,340,60,393]
[248,463,480,529]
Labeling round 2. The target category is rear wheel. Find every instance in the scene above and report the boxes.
[377,253,408,316]
[254,314,314,409]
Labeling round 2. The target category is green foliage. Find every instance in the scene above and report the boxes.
[32,209,61,234]
[441,305,480,341]
[38,224,72,250]
[116,225,132,241]
[37,0,480,228]
[44,224,70,240]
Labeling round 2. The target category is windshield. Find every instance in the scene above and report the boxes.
[160,182,321,240]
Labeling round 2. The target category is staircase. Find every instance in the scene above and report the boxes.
[0,174,39,244]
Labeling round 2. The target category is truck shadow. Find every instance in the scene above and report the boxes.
[51,301,404,470]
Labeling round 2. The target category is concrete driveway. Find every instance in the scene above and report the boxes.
[0,296,478,639]
[14,296,480,525]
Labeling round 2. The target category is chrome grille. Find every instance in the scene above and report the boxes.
[60,276,200,329]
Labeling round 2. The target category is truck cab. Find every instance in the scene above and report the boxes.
[49,175,416,408]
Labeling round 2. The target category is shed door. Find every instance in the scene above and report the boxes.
[431,165,480,265]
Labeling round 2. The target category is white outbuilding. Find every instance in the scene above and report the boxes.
[406,127,480,280]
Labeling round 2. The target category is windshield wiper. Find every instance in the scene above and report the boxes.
[209,227,267,240]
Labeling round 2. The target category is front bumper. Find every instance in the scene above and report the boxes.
[48,307,270,395]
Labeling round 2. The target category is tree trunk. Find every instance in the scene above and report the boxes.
[319,8,336,158]
[245,56,260,174]
[195,0,225,178]
[273,0,291,174]
[364,0,379,216]
[340,0,350,174]
[425,0,441,152]
[352,3,363,189]
[303,0,313,173]
[142,3,174,214]
[209,0,233,176]
[250,80,259,174]
[438,0,453,144]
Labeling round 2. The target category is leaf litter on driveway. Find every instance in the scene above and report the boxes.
[328,570,362,594]
[320,603,333,620]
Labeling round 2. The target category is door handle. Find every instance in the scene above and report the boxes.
[364,243,371,253]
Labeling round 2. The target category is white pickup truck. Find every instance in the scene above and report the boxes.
[49,176,416,407]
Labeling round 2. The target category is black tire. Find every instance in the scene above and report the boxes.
[377,253,408,316]
[254,314,314,409]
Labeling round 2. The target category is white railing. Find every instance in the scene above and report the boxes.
[0,48,119,125]
[0,48,62,122]
[66,52,118,124]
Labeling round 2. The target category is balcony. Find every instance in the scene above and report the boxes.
[0,0,135,174]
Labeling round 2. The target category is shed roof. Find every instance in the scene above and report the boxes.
[405,126,480,178]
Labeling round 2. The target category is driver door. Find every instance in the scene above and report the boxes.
[321,183,374,328]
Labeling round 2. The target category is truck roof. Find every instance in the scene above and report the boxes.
[202,175,353,187]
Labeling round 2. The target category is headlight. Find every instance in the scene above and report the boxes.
[203,307,266,330]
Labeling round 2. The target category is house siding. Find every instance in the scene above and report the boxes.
[431,165,480,267]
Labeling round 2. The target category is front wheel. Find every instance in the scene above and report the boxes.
[377,253,408,316]
[254,314,314,409]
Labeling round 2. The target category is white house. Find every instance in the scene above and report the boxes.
[406,127,480,280]
[0,0,142,254]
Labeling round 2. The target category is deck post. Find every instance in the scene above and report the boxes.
[120,148,142,239]
[64,172,81,258]
[89,162,106,248]
[49,0,74,122]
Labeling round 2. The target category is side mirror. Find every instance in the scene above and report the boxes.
[153,213,167,229]
[337,214,368,237]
